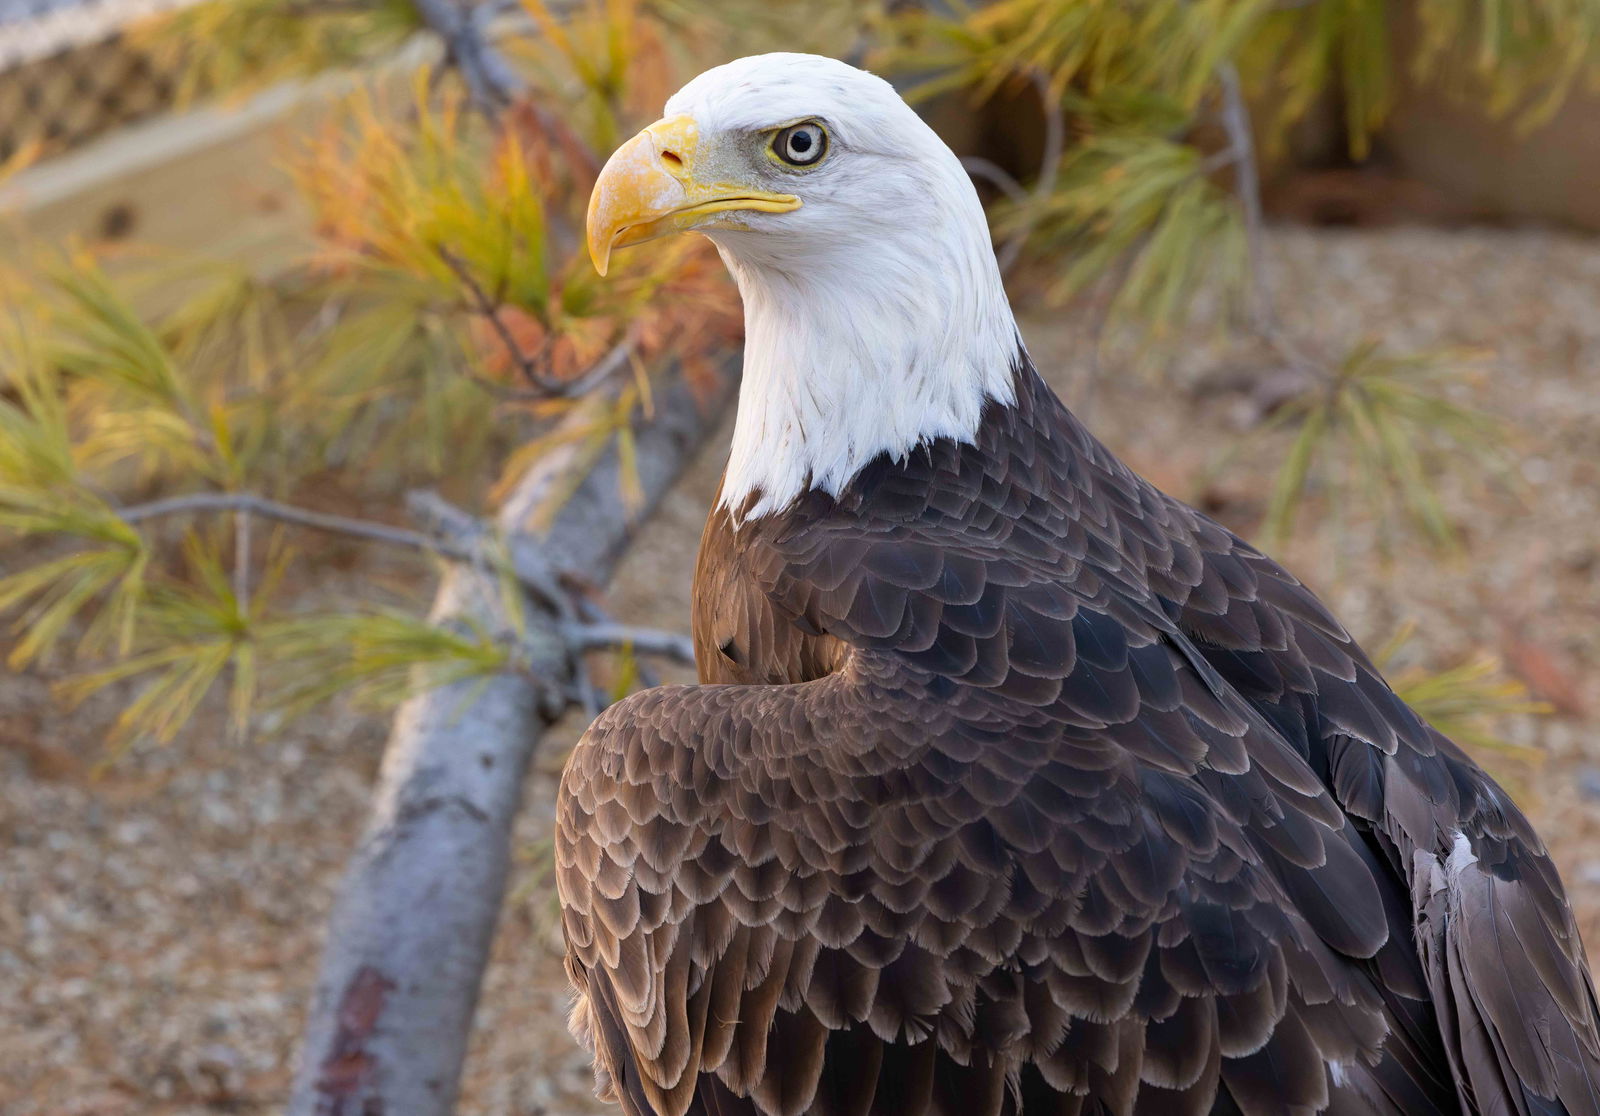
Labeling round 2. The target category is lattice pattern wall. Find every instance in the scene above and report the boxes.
[0,0,199,162]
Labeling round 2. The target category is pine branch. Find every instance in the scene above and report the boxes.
[119,490,699,664]
[120,490,698,703]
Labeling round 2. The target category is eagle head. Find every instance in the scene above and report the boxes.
[588,52,1019,521]
[587,52,970,275]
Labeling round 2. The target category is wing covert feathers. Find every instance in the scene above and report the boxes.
[557,361,1600,1116]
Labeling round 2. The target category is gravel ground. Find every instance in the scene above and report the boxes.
[4,224,1600,1114]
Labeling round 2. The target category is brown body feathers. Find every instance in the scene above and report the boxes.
[557,358,1600,1116]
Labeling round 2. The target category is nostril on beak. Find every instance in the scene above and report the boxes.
[659,149,685,171]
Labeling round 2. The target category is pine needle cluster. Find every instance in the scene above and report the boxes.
[0,0,732,746]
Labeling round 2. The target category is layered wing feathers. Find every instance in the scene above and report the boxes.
[557,363,1600,1116]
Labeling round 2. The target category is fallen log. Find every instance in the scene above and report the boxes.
[287,362,731,1116]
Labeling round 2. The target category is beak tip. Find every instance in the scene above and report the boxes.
[585,116,703,281]
[588,199,611,273]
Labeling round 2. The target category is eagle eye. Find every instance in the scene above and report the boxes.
[772,122,827,167]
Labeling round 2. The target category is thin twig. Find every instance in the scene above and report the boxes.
[435,246,641,400]
[404,489,575,621]
[120,492,481,567]
[1213,62,1328,400]
[233,508,252,612]
[559,621,696,664]
[574,595,661,687]
[435,245,545,386]
[961,156,1029,204]
[1215,63,1269,330]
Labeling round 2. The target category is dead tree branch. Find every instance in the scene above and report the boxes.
[410,0,600,179]
[560,620,696,663]
[411,0,524,113]
[119,491,483,567]
[286,356,733,1116]
[282,9,725,1113]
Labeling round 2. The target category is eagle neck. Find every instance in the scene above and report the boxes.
[716,232,1021,523]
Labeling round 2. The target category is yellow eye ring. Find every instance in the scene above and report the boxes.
[771,122,828,167]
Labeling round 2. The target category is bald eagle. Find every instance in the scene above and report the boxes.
[559,53,1600,1116]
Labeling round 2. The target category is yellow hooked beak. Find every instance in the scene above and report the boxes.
[586,115,801,276]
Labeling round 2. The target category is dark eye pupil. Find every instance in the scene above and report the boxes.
[777,125,823,165]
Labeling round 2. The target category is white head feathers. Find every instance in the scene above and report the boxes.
[665,53,1021,521]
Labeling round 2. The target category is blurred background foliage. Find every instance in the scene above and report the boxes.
[2,0,1580,753]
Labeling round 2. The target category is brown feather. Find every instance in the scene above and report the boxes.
[557,358,1600,1116]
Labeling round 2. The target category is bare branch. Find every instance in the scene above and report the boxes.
[410,0,525,114]
[233,509,251,608]
[435,245,639,401]
[574,594,662,687]
[409,0,601,177]
[119,491,482,567]
[403,488,576,621]
[560,621,696,664]
[1216,63,1269,328]
[962,156,1029,204]
[1211,62,1332,411]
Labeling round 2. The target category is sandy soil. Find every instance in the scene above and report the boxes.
[4,224,1600,1114]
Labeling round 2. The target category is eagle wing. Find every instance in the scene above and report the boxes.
[690,483,847,686]
[559,525,1462,1115]
[1162,522,1600,1115]
[559,373,1600,1116]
